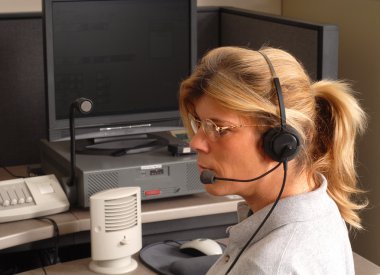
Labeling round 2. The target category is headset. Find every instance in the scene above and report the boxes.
[259,52,301,162]
[222,51,302,274]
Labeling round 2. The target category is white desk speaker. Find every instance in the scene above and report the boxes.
[89,187,142,274]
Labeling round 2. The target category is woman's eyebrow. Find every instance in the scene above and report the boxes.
[206,117,238,125]
[193,112,239,125]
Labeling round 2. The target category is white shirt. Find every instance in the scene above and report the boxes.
[207,175,355,275]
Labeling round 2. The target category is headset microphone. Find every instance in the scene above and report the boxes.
[200,162,282,184]
[200,170,216,184]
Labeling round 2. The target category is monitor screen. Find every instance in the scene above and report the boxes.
[43,0,197,142]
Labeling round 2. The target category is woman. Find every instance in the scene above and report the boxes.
[179,46,367,274]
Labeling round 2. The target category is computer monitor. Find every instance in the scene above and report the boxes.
[43,0,197,147]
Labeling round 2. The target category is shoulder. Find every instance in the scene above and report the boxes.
[233,220,354,274]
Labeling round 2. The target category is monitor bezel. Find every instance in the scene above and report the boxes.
[43,0,197,141]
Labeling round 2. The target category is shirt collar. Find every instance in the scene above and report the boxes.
[230,175,334,246]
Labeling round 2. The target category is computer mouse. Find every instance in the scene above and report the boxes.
[179,238,223,256]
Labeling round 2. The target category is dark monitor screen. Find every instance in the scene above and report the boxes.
[43,0,197,141]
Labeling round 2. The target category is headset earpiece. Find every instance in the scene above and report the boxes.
[258,51,302,163]
[263,125,301,162]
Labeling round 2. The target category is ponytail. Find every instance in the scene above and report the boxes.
[311,80,367,229]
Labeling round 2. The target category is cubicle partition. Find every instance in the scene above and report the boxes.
[0,7,338,166]
[198,7,338,80]
[0,13,45,167]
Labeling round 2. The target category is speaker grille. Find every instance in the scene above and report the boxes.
[104,194,138,232]
[186,163,202,191]
[87,172,119,199]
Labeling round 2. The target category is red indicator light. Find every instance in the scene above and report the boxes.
[144,189,161,196]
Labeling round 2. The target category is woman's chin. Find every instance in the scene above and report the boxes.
[204,183,232,196]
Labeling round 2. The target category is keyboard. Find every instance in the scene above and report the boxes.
[0,174,69,223]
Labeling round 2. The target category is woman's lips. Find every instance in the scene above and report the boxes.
[198,164,208,172]
[198,164,215,174]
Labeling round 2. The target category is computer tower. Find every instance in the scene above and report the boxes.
[40,139,204,207]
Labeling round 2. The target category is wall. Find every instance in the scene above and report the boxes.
[0,0,281,14]
[282,0,380,265]
[0,0,41,13]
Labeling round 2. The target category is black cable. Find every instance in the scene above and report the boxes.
[1,166,24,178]
[69,103,77,187]
[225,161,288,275]
[36,217,60,265]
[37,251,48,275]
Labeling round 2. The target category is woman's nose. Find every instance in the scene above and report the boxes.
[189,130,210,153]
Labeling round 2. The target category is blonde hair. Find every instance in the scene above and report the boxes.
[179,46,367,229]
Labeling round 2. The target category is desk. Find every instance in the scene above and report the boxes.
[1,167,242,273]
[0,166,29,179]
[16,245,380,275]
[0,166,242,251]
[0,192,243,250]
[2,168,380,275]
[17,255,155,275]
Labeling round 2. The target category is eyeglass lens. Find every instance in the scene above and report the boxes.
[189,115,220,140]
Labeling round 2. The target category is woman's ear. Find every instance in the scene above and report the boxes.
[253,131,270,162]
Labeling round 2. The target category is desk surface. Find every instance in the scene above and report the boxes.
[0,166,243,250]
[3,167,380,275]
[16,246,380,275]
[0,188,242,250]
[17,254,155,275]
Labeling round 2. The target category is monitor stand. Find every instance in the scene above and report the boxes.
[75,133,168,156]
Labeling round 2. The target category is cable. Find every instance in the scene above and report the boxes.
[1,166,24,178]
[37,252,48,275]
[36,217,60,266]
[225,161,288,274]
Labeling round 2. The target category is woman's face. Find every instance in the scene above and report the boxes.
[190,95,274,198]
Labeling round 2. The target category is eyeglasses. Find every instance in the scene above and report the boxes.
[188,114,268,141]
